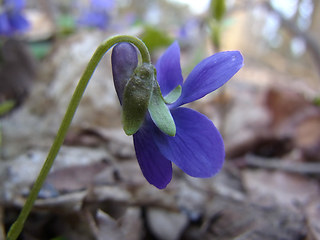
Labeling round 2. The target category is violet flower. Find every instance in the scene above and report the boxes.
[0,0,29,36]
[112,42,243,189]
[77,0,115,30]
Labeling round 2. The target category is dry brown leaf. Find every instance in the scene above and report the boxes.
[243,170,320,208]
[265,87,309,130]
[46,161,111,193]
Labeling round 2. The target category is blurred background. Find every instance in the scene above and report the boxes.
[1,0,320,239]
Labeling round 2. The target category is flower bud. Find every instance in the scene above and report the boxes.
[111,42,138,105]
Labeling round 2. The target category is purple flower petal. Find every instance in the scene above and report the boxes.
[0,0,29,36]
[153,107,224,178]
[133,122,172,189]
[5,0,26,10]
[8,11,29,32]
[155,41,183,96]
[111,42,138,105]
[0,13,11,36]
[91,0,115,9]
[174,51,243,107]
[77,11,110,30]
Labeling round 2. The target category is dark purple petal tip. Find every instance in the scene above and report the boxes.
[133,124,172,189]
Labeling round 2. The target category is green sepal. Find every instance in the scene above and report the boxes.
[164,85,182,104]
[122,63,154,135]
[148,82,176,137]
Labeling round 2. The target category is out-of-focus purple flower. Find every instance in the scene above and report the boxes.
[112,42,244,189]
[90,0,115,9]
[77,0,115,30]
[0,0,29,36]
[178,19,200,40]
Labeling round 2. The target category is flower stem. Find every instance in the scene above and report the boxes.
[6,35,150,240]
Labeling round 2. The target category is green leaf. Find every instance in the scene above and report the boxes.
[313,96,320,106]
[210,0,226,22]
[122,64,154,135]
[164,85,182,104]
[140,26,173,53]
[57,14,76,35]
[148,82,176,137]
[0,100,15,116]
[29,42,52,60]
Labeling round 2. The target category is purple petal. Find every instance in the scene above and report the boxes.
[91,0,115,9]
[174,51,243,107]
[155,41,184,96]
[8,11,29,32]
[133,121,172,189]
[0,13,11,36]
[153,107,224,178]
[111,42,138,105]
[5,0,26,10]
[77,11,110,30]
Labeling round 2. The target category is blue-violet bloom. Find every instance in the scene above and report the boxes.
[112,42,244,189]
[0,0,29,36]
[77,0,115,30]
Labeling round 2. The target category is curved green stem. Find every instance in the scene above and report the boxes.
[6,35,150,240]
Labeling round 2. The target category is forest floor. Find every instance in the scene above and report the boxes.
[1,29,320,240]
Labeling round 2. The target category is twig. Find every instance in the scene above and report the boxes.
[245,154,320,175]
[264,1,320,77]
